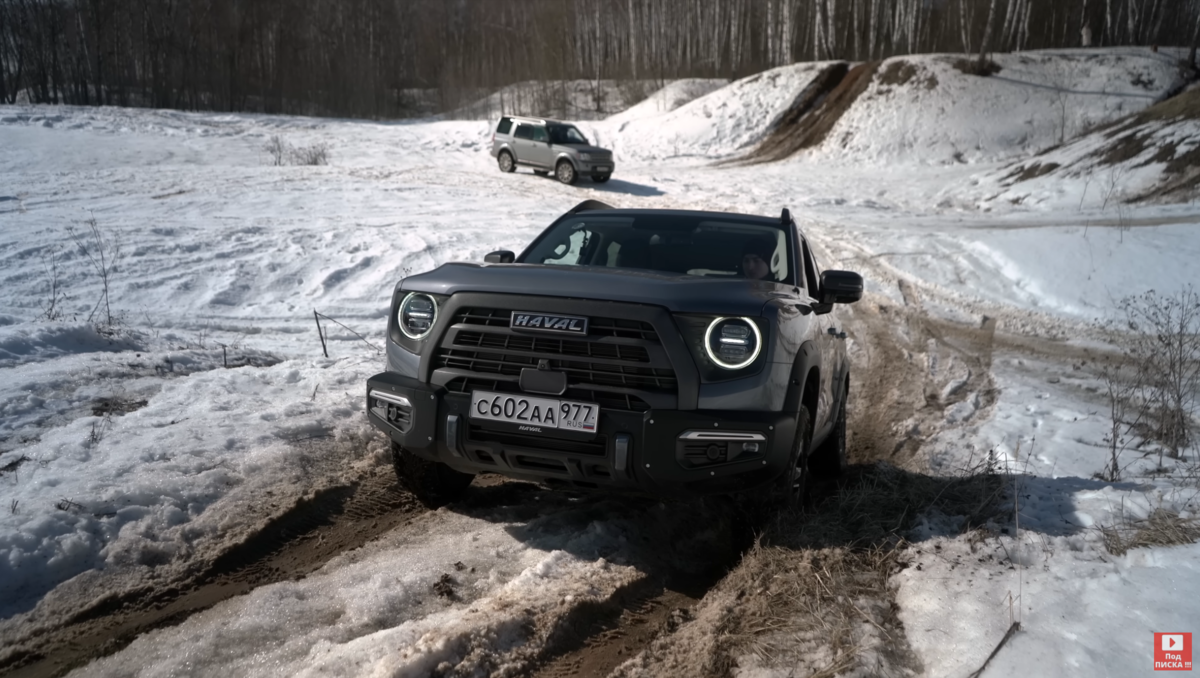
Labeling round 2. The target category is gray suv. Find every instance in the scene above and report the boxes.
[366,200,863,509]
[490,115,615,185]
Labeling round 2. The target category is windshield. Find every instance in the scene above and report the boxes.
[520,215,793,284]
[548,124,589,145]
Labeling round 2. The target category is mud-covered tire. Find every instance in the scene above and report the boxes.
[773,407,812,512]
[593,174,611,183]
[809,385,848,479]
[555,160,578,185]
[391,442,474,508]
[497,151,515,173]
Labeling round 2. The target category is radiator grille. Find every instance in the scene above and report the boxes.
[436,307,677,402]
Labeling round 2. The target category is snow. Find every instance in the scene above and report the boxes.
[74,509,641,678]
[0,47,1198,676]
[594,62,837,161]
[815,48,1186,165]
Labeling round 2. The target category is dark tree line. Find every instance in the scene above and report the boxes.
[1,0,1198,118]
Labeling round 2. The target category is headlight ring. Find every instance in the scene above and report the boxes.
[703,317,762,370]
[398,292,438,340]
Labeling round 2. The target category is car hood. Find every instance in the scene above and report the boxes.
[401,263,782,315]
[554,143,611,155]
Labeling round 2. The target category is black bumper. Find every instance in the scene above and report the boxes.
[367,371,798,500]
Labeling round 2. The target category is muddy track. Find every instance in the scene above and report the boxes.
[0,465,426,678]
[526,578,709,678]
[845,281,1000,470]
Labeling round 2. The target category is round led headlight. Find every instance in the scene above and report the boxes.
[704,317,762,370]
[398,292,438,340]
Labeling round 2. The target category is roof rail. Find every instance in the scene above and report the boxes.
[781,208,792,224]
[568,199,615,214]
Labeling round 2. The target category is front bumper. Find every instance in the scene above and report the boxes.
[367,371,797,500]
[578,160,614,176]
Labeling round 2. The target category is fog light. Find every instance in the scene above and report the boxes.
[742,442,759,454]
[705,444,722,460]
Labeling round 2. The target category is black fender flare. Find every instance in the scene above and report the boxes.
[778,340,821,455]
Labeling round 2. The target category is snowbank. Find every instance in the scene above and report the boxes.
[808,48,1186,166]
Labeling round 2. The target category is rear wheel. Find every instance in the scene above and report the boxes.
[497,151,515,173]
[809,383,848,478]
[391,442,474,508]
[555,160,578,185]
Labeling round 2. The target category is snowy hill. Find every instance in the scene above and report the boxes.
[975,82,1200,207]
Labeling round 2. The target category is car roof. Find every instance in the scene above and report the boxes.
[565,207,783,227]
[501,115,574,126]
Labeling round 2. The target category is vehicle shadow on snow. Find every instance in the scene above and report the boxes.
[584,178,665,197]
[788,463,1150,553]
[532,174,665,197]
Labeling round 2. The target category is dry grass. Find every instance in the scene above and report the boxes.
[1131,86,1200,124]
[1101,508,1200,556]
[709,462,1006,676]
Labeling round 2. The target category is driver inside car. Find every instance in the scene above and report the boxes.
[741,238,776,281]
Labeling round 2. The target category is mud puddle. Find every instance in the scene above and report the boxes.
[1,465,425,678]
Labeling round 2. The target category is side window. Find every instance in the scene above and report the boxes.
[530,126,549,142]
[800,237,820,296]
[497,117,512,135]
[514,124,533,140]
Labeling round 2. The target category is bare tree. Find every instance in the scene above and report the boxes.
[977,0,999,69]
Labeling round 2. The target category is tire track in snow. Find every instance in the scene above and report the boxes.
[0,464,424,678]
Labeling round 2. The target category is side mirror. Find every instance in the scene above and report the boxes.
[484,250,515,264]
[820,270,863,304]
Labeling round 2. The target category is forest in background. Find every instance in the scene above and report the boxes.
[1,0,1198,119]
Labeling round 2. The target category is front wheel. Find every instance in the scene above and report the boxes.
[391,442,474,508]
[555,160,578,185]
[773,407,812,513]
[809,384,848,478]
[497,151,515,173]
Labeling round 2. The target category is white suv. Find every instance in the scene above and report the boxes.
[490,115,615,185]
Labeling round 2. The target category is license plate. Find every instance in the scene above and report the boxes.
[469,390,598,433]
[595,166,610,172]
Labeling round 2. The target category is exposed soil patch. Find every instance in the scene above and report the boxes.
[0,465,425,678]
[1002,161,1061,184]
[740,61,881,164]
[1131,85,1200,124]
[877,60,938,92]
[951,57,1002,76]
[1098,130,1152,166]
[529,577,708,678]
[90,398,148,417]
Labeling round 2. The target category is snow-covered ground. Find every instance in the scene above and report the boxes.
[0,47,1197,677]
